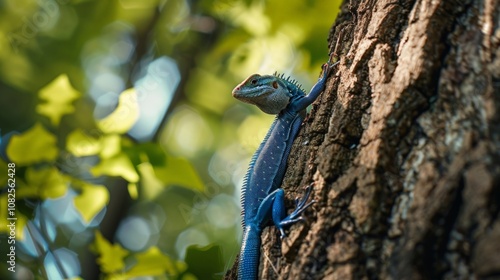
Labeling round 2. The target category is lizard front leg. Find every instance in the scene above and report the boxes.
[292,61,337,112]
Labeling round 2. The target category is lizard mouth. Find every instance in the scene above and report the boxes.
[233,88,289,114]
[232,86,273,98]
[232,88,274,106]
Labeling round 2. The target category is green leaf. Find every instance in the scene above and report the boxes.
[127,182,138,200]
[73,183,109,223]
[181,272,198,280]
[97,88,139,134]
[66,129,102,156]
[125,142,167,167]
[0,195,28,240]
[92,231,128,273]
[100,134,121,158]
[154,156,205,192]
[19,167,68,199]
[91,153,139,183]
[37,74,81,125]
[125,246,179,277]
[185,244,224,280]
[15,214,28,241]
[6,123,58,166]
[137,161,165,200]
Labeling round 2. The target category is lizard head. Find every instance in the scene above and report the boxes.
[232,74,292,114]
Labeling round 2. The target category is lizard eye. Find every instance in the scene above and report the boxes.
[251,79,257,85]
[272,81,278,89]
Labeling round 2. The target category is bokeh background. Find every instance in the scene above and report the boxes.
[0,0,340,279]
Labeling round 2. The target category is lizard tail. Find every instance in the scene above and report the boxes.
[238,225,262,280]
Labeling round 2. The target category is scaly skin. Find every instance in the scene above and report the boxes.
[232,62,334,279]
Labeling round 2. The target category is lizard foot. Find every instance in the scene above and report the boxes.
[322,60,339,78]
[277,183,316,238]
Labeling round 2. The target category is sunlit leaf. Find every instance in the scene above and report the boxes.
[92,231,128,273]
[91,153,139,183]
[0,130,19,162]
[73,183,109,223]
[19,166,68,199]
[66,129,102,156]
[15,215,28,241]
[181,272,198,280]
[100,134,121,159]
[0,194,28,239]
[128,182,138,199]
[37,74,81,125]
[97,88,139,134]
[154,156,204,192]
[137,161,164,200]
[6,123,58,166]
[125,247,178,277]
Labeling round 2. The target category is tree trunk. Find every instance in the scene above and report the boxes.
[227,0,500,279]
[261,0,500,279]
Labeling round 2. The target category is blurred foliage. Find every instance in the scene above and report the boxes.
[0,0,340,279]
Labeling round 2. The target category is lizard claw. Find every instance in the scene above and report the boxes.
[322,61,339,78]
[279,217,306,239]
[279,228,287,239]
[296,183,315,209]
[277,183,316,237]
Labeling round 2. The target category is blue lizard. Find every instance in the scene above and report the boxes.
[232,62,334,279]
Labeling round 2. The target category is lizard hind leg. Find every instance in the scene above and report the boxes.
[272,184,316,239]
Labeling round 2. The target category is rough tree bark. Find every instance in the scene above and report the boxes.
[227,0,500,279]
